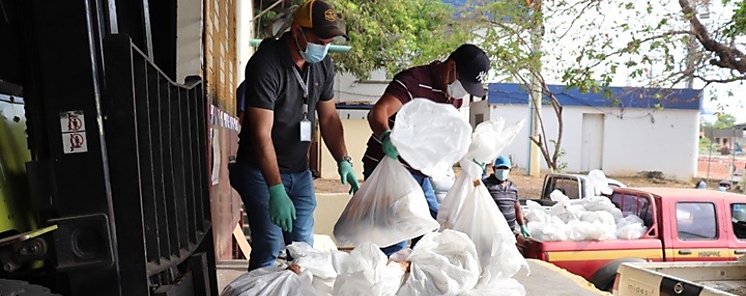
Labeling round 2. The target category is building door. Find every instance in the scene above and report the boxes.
[581,113,604,172]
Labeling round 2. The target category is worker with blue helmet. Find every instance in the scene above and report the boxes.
[483,155,530,238]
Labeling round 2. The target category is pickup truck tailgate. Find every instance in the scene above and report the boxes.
[615,262,746,296]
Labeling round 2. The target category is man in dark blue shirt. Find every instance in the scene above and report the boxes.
[229,0,359,271]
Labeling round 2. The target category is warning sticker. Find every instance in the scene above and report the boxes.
[60,110,88,154]
[62,132,88,154]
[60,110,86,133]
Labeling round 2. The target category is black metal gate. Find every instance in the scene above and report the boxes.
[102,35,217,295]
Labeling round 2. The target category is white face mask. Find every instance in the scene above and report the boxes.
[447,80,468,98]
[495,169,510,181]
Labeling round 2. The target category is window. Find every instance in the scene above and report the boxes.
[676,202,717,241]
[610,193,653,227]
[732,204,746,239]
[548,178,581,200]
[474,114,484,126]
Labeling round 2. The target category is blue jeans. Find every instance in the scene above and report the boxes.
[229,163,316,271]
[363,162,439,256]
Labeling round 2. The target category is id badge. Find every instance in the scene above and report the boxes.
[300,118,312,142]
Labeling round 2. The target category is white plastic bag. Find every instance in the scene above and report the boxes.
[616,215,648,240]
[438,119,525,228]
[550,201,584,223]
[436,119,527,288]
[397,230,481,296]
[221,262,318,296]
[286,242,348,295]
[332,243,405,296]
[549,189,570,203]
[390,99,472,179]
[523,200,549,224]
[587,169,613,196]
[459,119,525,176]
[334,157,440,247]
[432,168,456,204]
[448,166,527,282]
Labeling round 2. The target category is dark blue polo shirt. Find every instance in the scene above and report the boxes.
[237,34,335,172]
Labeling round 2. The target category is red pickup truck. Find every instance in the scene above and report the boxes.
[521,187,746,291]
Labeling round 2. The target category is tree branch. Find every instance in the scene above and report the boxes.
[680,0,746,74]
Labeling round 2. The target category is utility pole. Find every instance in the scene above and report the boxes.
[528,0,543,176]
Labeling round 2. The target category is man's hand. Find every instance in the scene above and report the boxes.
[338,160,360,194]
[520,225,531,238]
[268,184,296,232]
[380,130,399,160]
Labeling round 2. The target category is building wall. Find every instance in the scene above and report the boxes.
[319,118,371,179]
[488,104,699,181]
[204,0,238,114]
[470,100,489,127]
[201,0,242,261]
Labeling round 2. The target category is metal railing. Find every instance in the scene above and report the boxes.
[102,34,214,294]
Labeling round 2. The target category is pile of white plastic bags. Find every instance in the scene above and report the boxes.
[223,99,529,296]
[524,188,649,241]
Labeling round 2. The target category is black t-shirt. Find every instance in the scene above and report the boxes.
[236,34,335,172]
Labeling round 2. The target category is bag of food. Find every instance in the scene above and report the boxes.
[436,119,528,287]
[220,262,317,296]
[332,243,405,296]
[390,99,471,179]
[397,230,481,296]
[334,158,440,247]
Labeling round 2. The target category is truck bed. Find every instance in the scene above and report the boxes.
[616,261,746,296]
[522,238,664,280]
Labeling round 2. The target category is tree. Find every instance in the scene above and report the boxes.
[469,0,567,172]
[558,0,746,90]
[255,0,471,79]
[712,113,738,129]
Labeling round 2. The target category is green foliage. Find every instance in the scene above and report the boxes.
[326,0,471,79]
[712,113,738,129]
[724,0,746,37]
[253,0,469,79]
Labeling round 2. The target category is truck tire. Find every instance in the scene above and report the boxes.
[0,279,61,296]
[589,258,646,291]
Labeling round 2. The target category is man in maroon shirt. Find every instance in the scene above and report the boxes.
[363,44,491,255]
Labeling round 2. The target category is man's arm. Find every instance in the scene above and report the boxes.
[515,200,526,226]
[368,94,403,138]
[246,106,282,186]
[317,99,347,160]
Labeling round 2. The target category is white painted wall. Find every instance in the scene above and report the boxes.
[470,100,489,128]
[488,104,699,181]
[176,0,203,83]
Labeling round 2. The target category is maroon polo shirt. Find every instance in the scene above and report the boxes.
[362,61,462,177]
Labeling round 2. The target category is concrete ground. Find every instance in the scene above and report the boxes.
[217,260,248,293]
[517,259,610,296]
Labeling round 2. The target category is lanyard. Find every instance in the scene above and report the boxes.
[291,66,310,101]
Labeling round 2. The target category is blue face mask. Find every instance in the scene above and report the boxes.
[495,169,510,181]
[296,30,330,64]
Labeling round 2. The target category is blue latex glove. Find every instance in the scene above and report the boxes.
[268,184,296,232]
[338,160,360,194]
[520,225,531,238]
[380,130,399,160]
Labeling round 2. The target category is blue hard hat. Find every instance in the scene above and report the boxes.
[494,156,511,168]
